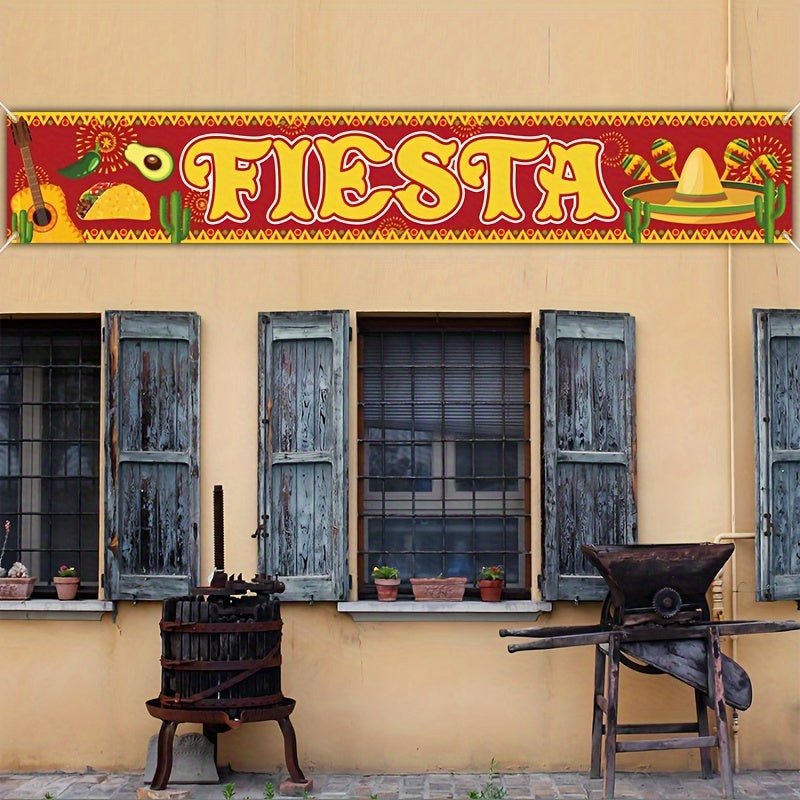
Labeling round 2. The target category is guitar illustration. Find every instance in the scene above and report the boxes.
[10,118,84,243]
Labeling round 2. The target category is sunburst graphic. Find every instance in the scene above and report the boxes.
[452,116,483,140]
[75,118,137,174]
[14,165,49,191]
[185,190,211,224]
[276,117,308,137]
[599,131,630,167]
[378,214,410,235]
[726,134,792,184]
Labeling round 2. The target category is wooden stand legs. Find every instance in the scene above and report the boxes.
[589,628,736,800]
[278,716,308,784]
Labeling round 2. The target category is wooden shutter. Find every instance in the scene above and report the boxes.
[754,309,800,601]
[105,312,200,600]
[259,311,349,601]
[540,311,636,601]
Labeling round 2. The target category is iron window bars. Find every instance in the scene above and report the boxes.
[357,318,531,599]
[0,319,101,596]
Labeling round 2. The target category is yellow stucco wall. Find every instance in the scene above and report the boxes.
[0,0,798,775]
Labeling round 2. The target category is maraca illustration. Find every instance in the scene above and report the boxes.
[621,153,657,183]
[748,153,780,184]
[650,138,680,180]
[721,138,750,180]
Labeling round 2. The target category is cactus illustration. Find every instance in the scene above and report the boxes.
[11,210,34,244]
[159,191,191,244]
[754,177,786,244]
[624,198,650,243]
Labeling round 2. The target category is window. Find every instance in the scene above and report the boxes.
[0,318,101,597]
[358,318,531,599]
[754,309,800,601]
[539,311,636,602]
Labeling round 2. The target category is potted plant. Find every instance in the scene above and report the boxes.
[477,565,504,602]
[410,574,467,601]
[54,564,80,600]
[372,565,400,601]
[0,520,35,600]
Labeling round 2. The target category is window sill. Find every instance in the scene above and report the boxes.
[0,599,114,621]
[337,599,551,622]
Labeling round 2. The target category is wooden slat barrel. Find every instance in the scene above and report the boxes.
[159,594,284,717]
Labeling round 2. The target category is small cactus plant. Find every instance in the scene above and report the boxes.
[11,210,34,244]
[159,191,191,244]
[754,177,786,244]
[624,198,651,243]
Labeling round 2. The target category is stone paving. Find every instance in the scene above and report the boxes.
[1,770,799,800]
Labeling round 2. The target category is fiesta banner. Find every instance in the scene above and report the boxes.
[5,111,793,245]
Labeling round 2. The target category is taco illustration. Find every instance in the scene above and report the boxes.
[76,182,151,220]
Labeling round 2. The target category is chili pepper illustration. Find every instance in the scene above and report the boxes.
[58,148,101,179]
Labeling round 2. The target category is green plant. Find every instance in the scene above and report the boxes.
[264,782,275,800]
[56,564,77,577]
[159,190,191,244]
[468,759,507,800]
[301,791,315,800]
[624,198,650,244]
[478,565,504,581]
[754,177,786,244]
[372,564,399,580]
[43,793,55,800]
[11,210,34,244]
[222,782,236,800]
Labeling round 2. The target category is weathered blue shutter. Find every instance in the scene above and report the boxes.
[754,309,800,601]
[541,311,636,601]
[259,311,349,601]
[105,312,200,600]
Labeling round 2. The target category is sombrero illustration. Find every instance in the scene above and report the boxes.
[623,147,764,225]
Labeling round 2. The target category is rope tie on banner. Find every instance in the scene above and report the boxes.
[0,100,18,123]
[781,231,800,254]
[782,98,800,124]
[0,232,19,255]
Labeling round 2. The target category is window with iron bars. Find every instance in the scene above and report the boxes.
[0,319,101,597]
[357,318,531,600]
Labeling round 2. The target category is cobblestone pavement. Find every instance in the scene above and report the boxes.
[0,770,799,800]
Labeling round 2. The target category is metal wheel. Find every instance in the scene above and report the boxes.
[599,592,663,675]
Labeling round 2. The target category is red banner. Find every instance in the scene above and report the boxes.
[6,111,792,244]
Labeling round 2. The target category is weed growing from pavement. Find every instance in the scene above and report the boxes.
[467,759,507,800]
[264,781,275,799]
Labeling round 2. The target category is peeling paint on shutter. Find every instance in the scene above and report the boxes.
[105,312,200,600]
[541,311,636,601]
[754,309,800,601]
[258,311,349,601]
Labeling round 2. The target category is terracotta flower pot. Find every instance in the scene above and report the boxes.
[54,576,80,600]
[410,577,467,601]
[477,579,503,602]
[0,577,36,600]
[374,577,400,601]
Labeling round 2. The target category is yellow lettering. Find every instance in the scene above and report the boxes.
[457,136,549,224]
[317,134,393,222]
[268,138,315,223]
[534,141,617,224]
[393,134,462,222]
[181,136,273,223]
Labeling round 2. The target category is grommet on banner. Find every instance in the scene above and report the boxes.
[782,99,800,124]
[0,100,18,123]
[0,232,19,255]
[780,231,800,253]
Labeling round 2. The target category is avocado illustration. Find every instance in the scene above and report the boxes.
[124,142,174,182]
